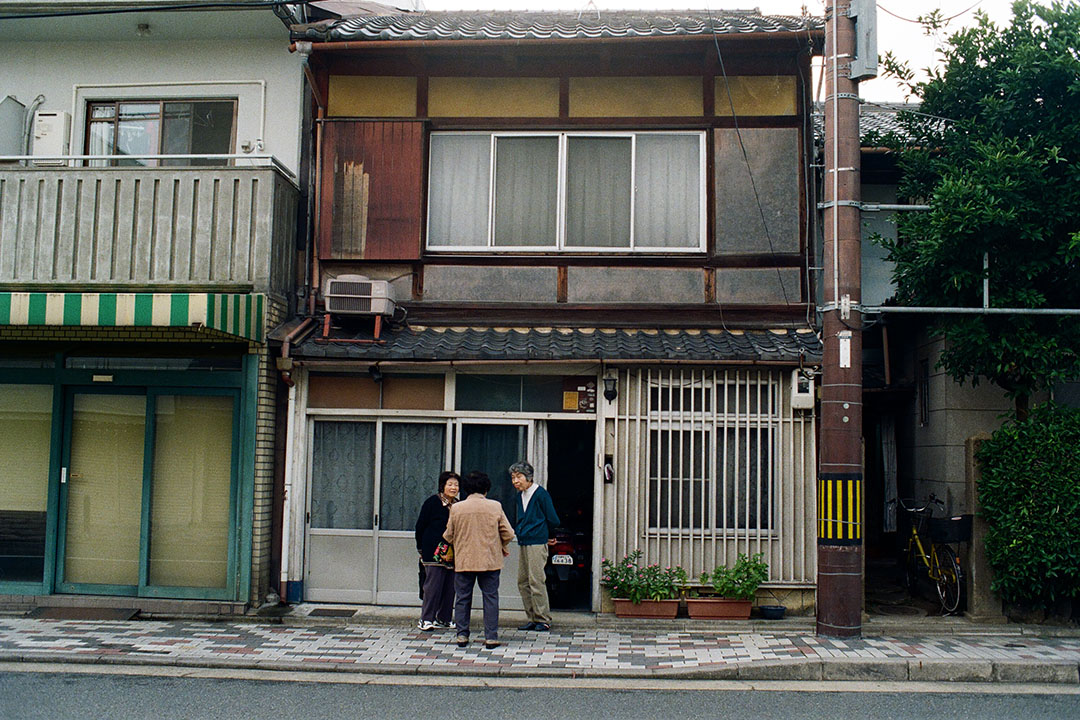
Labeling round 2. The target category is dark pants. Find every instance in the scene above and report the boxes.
[420,564,455,624]
[453,569,500,642]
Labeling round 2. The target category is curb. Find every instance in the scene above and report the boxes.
[2,650,1076,684]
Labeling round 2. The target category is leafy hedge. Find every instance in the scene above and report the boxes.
[976,402,1080,611]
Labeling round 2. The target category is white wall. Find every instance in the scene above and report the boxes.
[1,38,303,173]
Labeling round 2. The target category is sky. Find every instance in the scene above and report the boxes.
[412,1,1020,101]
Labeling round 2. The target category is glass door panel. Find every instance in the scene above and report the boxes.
[148,395,234,589]
[457,421,530,611]
[375,422,447,604]
[378,423,446,531]
[0,385,53,584]
[459,423,527,520]
[305,421,377,602]
[64,393,145,587]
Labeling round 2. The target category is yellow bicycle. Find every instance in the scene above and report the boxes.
[899,495,968,615]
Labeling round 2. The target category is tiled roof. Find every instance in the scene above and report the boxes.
[812,102,918,145]
[293,10,824,43]
[293,325,822,363]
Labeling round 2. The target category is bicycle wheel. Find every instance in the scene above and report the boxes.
[903,542,921,592]
[933,544,962,614]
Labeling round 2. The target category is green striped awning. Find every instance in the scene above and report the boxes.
[0,292,265,343]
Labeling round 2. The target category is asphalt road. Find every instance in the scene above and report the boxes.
[2,665,1079,720]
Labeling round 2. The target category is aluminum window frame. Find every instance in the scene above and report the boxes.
[426,130,707,254]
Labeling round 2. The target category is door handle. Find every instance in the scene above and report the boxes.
[61,467,67,484]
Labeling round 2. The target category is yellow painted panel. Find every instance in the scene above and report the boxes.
[328,75,417,117]
[0,385,51,512]
[715,76,797,116]
[569,77,703,117]
[429,77,559,118]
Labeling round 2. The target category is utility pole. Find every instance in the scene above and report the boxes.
[817,0,873,637]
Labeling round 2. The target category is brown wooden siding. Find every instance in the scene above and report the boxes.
[319,120,424,261]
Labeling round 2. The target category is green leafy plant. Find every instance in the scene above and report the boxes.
[976,402,1080,613]
[699,553,769,600]
[875,1,1080,416]
[600,550,688,604]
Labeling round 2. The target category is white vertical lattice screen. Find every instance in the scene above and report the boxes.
[606,367,816,585]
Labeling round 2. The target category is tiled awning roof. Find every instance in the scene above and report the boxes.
[293,10,824,43]
[812,102,926,145]
[294,325,821,363]
[0,291,265,342]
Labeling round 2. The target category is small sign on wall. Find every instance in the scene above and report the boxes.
[562,377,597,412]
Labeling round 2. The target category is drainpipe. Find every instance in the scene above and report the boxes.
[22,94,45,160]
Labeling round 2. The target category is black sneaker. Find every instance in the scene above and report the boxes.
[533,623,551,632]
[517,622,537,631]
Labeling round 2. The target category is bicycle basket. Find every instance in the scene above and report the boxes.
[927,514,972,544]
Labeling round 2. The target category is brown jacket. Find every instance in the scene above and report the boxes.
[443,494,515,572]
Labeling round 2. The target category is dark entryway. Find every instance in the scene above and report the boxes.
[544,420,594,611]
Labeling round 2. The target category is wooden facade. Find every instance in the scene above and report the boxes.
[307,37,817,325]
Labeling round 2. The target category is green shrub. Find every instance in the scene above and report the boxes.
[699,553,769,600]
[976,402,1080,611]
[600,550,688,603]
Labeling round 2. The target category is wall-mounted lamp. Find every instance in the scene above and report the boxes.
[603,375,618,402]
[368,364,383,383]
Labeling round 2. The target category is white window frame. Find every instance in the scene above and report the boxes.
[426,130,707,253]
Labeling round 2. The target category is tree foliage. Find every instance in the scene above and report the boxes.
[976,402,1080,612]
[879,1,1080,403]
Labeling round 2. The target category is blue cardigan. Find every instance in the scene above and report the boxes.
[514,484,560,546]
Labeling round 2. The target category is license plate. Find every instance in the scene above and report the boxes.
[551,554,573,565]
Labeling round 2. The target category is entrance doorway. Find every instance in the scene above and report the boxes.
[544,420,594,610]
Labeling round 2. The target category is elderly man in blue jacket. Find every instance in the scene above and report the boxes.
[509,461,560,632]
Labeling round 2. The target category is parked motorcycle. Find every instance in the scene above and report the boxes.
[545,527,590,607]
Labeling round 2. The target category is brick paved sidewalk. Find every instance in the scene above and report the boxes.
[1,618,1079,683]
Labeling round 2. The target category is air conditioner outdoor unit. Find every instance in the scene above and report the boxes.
[324,274,396,316]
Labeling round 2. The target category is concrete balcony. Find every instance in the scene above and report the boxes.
[0,156,298,297]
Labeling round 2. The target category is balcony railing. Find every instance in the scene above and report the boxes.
[0,155,298,296]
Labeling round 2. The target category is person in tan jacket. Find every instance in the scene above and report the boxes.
[443,470,515,649]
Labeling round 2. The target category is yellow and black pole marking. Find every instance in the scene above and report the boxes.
[818,472,862,544]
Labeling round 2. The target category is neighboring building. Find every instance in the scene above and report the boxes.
[0,0,308,613]
[278,11,825,612]
[821,103,1019,576]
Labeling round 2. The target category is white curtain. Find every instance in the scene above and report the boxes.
[533,420,549,488]
[494,136,558,246]
[565,136,632,247]
[634,134,700,248]
[427,134,491,247]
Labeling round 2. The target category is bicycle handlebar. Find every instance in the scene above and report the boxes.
[898,494,945,514]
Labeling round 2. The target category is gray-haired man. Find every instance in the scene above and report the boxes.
[509,461,560,631]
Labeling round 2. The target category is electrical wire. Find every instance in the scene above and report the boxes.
[704,2,812,333]
[0,1,306,21]
[878,0,984,25]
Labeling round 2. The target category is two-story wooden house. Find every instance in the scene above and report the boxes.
[0,0,309,614]
[278,10,824,612]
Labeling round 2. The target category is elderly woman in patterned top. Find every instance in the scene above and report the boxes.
[414,471,460,631]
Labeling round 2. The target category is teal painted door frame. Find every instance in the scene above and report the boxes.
[0,359,253,602]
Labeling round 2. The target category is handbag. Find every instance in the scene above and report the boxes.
[434,541,454,564]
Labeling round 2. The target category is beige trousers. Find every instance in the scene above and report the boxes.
[517,543,551,624]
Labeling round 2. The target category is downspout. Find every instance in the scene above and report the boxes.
[22,94,45,161]
[277,316,314,602]
[294,41,325,317]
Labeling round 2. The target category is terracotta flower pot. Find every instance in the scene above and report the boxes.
[612,598,680,618]
[685,597,752,619]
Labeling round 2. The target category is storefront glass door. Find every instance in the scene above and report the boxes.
[57,389,238,597]
[61,392,145,590]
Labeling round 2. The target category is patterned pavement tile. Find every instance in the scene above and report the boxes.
[1,618,1079,676]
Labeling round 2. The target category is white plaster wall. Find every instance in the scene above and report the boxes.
[1,38,303,173]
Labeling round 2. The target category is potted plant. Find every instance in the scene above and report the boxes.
[687,553,769,619]
[601,550,687,618]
